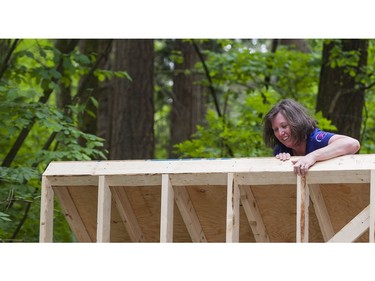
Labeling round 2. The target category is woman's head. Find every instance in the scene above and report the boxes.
[263,99,317,148]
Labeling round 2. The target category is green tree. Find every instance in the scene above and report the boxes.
[317,39,369,141]
[0,39,109,241]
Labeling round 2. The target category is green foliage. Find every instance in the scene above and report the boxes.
[176,39,323,158]
[0,212,11,222]
[175,39,375,160]
[176,93,277,158]
[0,39,108,242]
[314,111,338,132]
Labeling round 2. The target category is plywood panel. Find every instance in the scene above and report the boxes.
[55,183,370,242]
[320,183,369,242]
[65,186,98,242]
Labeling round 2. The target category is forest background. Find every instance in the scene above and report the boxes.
[0,38,374,242]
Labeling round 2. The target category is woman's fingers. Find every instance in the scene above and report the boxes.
[276,152,291,161]
[293,162,309,176]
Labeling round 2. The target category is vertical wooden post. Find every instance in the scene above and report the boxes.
[39,176,54,242]
[296,175,309,242]
[370,170,375,242]
[160,174,174,242]
[97,176,111,242]
[226,173,240,242]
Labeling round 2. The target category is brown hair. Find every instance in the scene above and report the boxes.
[263,99,317,148]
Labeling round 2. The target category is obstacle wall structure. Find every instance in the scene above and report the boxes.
[39,154,375,242]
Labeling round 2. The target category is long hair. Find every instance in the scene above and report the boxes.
[263,99,317,148]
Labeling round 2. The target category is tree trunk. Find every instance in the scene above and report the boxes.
[169,40,206,158]
[0,39,11,64]
[316,39,368,140]
[109,39,154,160]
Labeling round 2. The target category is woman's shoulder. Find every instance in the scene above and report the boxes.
[308,128,335,143]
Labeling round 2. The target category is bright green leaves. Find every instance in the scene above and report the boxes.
[0,212,11,222]
[0,39,110,241]
[0,167,40,185]
[314,111,337,132]
[176,39,321,159]
[175,94,273,159]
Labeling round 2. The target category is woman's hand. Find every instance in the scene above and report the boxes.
[275,152,291,161]
[291,154,317,176]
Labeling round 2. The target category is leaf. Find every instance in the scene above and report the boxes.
[74,53,91,65]
[0,212,12,222]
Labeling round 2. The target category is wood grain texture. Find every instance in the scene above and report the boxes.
[40,155,375,242]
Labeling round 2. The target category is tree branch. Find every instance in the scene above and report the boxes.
[191,40,222,118]
[72,39,113,106]
[1,40,79,168]
[191,40,234,157]
[0,39,20,80]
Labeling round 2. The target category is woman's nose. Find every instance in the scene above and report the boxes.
[278,128,284,135]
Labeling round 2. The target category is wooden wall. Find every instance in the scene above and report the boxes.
[39,155,375,242]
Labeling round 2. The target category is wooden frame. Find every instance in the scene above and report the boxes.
[39,154,375,242]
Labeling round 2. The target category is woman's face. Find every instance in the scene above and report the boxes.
[271,112,295,148]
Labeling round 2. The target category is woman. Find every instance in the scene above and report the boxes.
[263,99,360,175]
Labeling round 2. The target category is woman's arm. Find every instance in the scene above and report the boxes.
[292,135,360,175]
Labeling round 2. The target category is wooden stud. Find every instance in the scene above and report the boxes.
[240,185,270,242]
[106,174,161,187]
[97,176,111,242]
[226,173,240,242]
[112,187,145,242]
[47,170,370,187]
[54,187,92,242]
[160,174,174,242]
[39,176,54,242]
[48,175,98,186]
[42,155,375,178]
[328,205,369,242]
[236,172,296,185]
[174,186,207,242]
[296,175,309,242]
[370,170,375,242]
[307,170,370,184]
[308,184,335,241]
